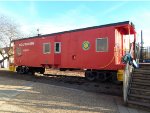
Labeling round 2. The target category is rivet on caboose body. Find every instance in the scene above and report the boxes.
[13,21,136,83]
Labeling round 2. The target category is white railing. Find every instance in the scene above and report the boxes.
[123,41,135,104]
[123,61,133,104]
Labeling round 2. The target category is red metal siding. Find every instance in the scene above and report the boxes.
[14,37,55,67]
[14,22,135,71]
[60,26,116,70]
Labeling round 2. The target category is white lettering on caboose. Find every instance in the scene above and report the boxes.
[19,42,35,46]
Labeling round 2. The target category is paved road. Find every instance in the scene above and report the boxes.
[0,72,149,113]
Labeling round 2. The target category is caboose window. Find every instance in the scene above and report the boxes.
[43,43,50,54]
[16,47,22,56]
[55,42,61,53]
[96,38,108,52]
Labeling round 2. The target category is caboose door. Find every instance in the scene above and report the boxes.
[115,29,123,64]
[54,35,61,67]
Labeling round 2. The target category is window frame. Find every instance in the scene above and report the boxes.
[43,43,50,54]
[16,47,22,56]
[96,38,108,52]
[54,42,61,54]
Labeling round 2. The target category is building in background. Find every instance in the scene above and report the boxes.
[0,47,14,68]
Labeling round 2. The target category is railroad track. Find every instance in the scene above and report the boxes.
[0,70,122,96]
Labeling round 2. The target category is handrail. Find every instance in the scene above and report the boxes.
[123,61,133,104]
[123,24,140,104]
[123,41,134,104]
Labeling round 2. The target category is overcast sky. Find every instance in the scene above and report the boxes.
[0,1,150,46]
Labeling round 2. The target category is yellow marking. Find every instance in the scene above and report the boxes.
[9,65,16,72]
[117,70,124,81]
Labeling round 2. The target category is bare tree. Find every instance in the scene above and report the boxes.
[0,15,21,64]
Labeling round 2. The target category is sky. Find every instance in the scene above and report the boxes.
[0,1,150,46]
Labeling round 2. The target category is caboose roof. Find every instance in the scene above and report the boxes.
[13,21,135,42]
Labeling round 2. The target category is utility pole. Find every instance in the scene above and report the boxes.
[140,30,143,62]
[37,28,40,36]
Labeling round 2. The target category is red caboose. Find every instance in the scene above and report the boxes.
[13,21,136,82]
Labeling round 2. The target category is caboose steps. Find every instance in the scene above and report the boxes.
[132,77,150,82]
[131,83,150,89]
[127,63,150,110]
[127,100,150,108]
[129,87,150,96]
[133,72,150,76]
[130,87,150,92]
[132,79,150,84]
[139,63,150,67]
[132,75,150,79]
[131,81,150,86]
[138,63,150,70]
[128,94,150,100]
[128,94,150,106]
[133,71,150,75]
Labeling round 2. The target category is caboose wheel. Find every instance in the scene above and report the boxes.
[112,74,122,84]
[16,67,24,74]
[20,67,26,74]
[16,66,29,74]
[40,68,45,74]
[85,71,96,81]
[96,72,107,82]
[16,66,21,74]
